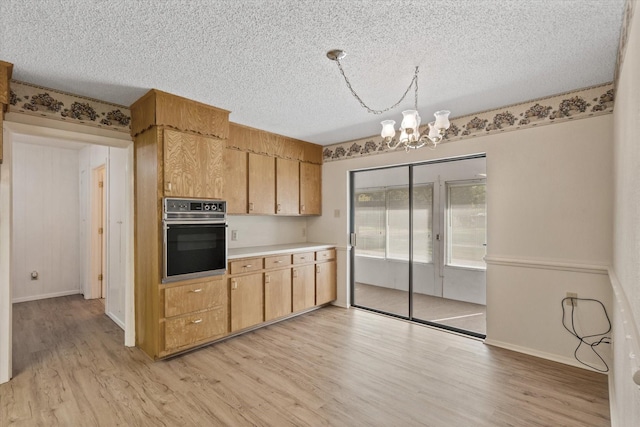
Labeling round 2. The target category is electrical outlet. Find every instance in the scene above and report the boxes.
[231,230,238,241]
[566,292,578,306]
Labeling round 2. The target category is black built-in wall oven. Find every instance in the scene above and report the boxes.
[163,198,227,283]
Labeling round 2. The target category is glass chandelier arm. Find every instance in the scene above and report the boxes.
[334,59,419,115]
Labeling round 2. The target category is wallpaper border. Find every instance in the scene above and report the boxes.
[8,80,131,133]
[322,83,614,163]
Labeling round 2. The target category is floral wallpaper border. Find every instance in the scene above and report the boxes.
[322,83,614,163]
[8,80,131,133]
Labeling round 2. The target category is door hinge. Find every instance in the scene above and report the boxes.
[98,274,103,281]
[98,181,104,188]
[98,227,104,235]
[350,233,357,247]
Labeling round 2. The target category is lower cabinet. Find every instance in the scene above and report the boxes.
[162,276,228,354]
[157,247,336,359]
[265,268,293,321]
[316,260,337,305]
[292,264,315,312]
[230,273,264,331]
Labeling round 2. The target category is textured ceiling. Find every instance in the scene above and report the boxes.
[0,0,626,145]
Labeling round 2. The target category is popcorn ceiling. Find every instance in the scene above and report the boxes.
[0,0,625,145]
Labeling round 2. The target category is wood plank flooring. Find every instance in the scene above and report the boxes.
[1,295,610,426]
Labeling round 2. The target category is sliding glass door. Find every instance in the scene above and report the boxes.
[351,156,487,337]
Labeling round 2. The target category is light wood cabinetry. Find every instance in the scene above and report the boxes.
[316,249,337,305]
[300,162,321,215]
[130,89,229,139]
[248,153,276,214]
[230,273,264,332]
[224,122,323,216]
[276,158,299,215]
[265,268,293,321]
[0,61,13,164]
[163,128,224,199]
[162,276,229,354]
[292,264,315,312]
[223,148,248,214]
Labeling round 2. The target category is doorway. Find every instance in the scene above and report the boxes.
[350,156,487,337]
[91,165,106,304]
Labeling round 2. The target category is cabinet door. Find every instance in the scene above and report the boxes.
[164,129,224,199]
[230,273,264,331]
[300,162,321,215]
[248,153,275,214]
[292,264,315,312]
[276,158,299,215]
[265,268,292,321]
[224,148,248,214]
[315,260,336,305]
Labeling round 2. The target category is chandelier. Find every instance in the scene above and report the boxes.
[327,49,451,151]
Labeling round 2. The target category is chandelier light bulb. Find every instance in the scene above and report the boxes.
[434,110,451,130]
[401,110,419,130]
[380,120,396,139]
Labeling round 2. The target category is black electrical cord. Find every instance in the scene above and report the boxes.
[561,297,612,373]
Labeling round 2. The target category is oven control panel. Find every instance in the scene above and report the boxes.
[164,198,226,219]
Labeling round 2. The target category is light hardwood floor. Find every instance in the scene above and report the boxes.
[2,295,609,426]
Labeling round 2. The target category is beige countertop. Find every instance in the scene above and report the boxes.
[228,242,335,259]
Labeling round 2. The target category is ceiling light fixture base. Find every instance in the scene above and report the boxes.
[326,49,347,61]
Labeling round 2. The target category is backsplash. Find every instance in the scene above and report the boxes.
[226,215,308,249]
[8,80,131,133]
[323,83,614,162]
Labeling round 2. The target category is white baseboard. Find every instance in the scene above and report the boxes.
[484,338,609,374]
[12,289,82,303]
[106,311,125,331]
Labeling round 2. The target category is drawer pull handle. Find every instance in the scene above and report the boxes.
[274,260,282,264]
[244,264,253,268]
[231,279,238,290]
[300,257,305,260]
[190,288,203,293]
[191,319,203,324]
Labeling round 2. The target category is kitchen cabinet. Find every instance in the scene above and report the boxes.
[248,153,275,214]
[223,148,248,214]
[265,267,293,321]
[315,249,337,305]
[163,128,224,199]
[230,273,264,331]
[300,162,321,215]
[292,264,315,312]
[276,158,299,215]
[162,276,228,354]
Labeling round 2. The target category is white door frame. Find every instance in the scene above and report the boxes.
[0,118,135,384]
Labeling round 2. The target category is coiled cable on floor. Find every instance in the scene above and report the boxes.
[561,297,611,373]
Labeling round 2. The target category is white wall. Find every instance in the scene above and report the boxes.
[11,141,82,302]
[227,215,309,249]
[610,1,640,424]
[309,114,613,370]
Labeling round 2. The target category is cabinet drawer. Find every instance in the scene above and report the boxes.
[265,254,292,269]
[316,249,336,261]
[164,279,227,318]
[164,308,228,351]
[229,257,263,274]
[293,252,314,264]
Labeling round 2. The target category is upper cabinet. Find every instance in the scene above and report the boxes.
[225,122,323,216]
[300,162,321,215]
[130,89,229,139]
[276,158,299,215]
[164,129,223,199]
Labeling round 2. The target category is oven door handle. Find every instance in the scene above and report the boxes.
[164,222,227,228]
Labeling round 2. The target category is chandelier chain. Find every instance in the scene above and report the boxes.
[335,58,419,115]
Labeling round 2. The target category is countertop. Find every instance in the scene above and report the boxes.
[228,242,336,259]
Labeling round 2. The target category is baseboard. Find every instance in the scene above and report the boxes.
[106,311,125,331]
[484,338,609,374]
[12,289,82,303]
